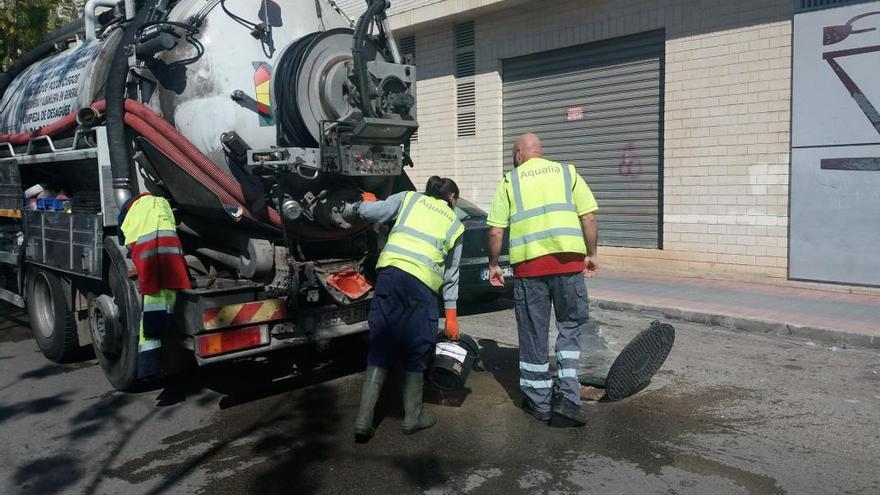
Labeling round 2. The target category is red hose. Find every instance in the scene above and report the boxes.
[124,101,249,207]
[123,112,251,219]
[0,101,106,145]
[122,100,285,227]
[0,100,368,239]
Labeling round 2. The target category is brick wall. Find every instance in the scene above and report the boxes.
[395,0,794,281]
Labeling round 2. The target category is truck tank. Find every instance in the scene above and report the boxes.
[0,0,419,391]
[0,36,119,135]
[154,0,354,174]
[1,0,416,236]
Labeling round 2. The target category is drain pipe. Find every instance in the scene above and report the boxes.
[84,0,119,41]
[105,5,154,209]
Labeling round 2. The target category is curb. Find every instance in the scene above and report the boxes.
[590,297,880,351]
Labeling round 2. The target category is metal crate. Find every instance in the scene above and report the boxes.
[24,211,102,278]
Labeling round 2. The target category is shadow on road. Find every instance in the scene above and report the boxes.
[0,391,75,425]
[156,333,371,410]
[0,307,33,343]
[14,456,84,495]
[476,338,521,404]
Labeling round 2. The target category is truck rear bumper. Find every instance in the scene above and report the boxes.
[192,315,370,366]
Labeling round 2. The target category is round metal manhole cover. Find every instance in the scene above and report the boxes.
[604,321,675,401]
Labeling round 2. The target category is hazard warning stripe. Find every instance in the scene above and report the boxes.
[202,299,286,330]
[0,209,21,218]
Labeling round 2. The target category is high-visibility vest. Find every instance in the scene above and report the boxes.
[377,192,464,292]
[505,158,586,264]
[120,194,190,295]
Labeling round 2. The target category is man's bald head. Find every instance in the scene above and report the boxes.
[513,133,543,167]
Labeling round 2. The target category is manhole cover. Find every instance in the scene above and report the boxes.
[604,321,675,400]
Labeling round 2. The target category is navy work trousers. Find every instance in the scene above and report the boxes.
[367,267,438,372]
[515,272,589,412]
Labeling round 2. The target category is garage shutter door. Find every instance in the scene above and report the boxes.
[502,30,665,249]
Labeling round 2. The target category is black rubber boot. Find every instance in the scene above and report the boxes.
[401,372,436,434]
[551,396,587,427]
[354,366,387,442]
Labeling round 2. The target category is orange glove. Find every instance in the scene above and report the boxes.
[361,192,377,202]
[444,308,460,340]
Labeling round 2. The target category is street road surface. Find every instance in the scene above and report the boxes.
[0,300,878,494]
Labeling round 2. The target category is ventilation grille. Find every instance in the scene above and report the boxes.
[455,51,475,77]
[455,21,475,48]
[455,21,476,138]
[457,112,476,137]
[400,34,416,64]
[796,0,873,12]
[457,81,475,107]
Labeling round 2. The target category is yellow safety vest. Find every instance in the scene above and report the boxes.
[377,192,465,292]
[505,158,586,264]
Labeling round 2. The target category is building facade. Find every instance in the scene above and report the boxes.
[336,0,880,288]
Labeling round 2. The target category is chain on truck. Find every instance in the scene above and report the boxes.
[0,0,418,391]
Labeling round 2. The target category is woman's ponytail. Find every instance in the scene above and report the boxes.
[424,176,460,208]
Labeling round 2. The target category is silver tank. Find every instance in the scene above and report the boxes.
[0,35,119,135]
[155,0,353,174]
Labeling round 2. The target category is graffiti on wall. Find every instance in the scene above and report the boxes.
[823,11,880,136]
[619,143,640,177]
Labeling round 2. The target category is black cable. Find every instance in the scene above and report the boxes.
[275,33,320,147]
[352,0,387,118]
[220,0,259,30]
[138,20,198,35]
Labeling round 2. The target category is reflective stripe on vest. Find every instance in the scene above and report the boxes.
[377,192,464,292]
[507,159,586,264]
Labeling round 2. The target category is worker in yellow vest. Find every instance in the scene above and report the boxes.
[333,176,464,442]
[486,133,598,427]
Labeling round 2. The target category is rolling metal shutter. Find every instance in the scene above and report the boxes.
[502,30,665,249]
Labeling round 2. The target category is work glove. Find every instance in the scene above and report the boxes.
[444,308,460,341]
[330,202,360,229]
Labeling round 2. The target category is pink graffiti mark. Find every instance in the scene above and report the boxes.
[822,12,880,135]
[619,143,640,177]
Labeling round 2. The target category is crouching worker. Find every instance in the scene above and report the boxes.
[333,177,464,442]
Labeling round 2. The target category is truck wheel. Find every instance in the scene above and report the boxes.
[26,268,80,363]
[93,237,143,391]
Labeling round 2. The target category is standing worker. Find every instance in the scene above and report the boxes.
[333,177,464,442]
[486,133,598,427]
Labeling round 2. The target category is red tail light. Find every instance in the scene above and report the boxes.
[196,325,269,357]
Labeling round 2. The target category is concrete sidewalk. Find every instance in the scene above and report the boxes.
[588,271,880,349]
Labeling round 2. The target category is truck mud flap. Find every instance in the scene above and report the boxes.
[602,321,675,401]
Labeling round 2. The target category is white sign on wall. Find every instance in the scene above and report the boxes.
[790,1,880,287]
[793,3,880,147]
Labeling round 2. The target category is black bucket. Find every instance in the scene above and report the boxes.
[427,333,480,391]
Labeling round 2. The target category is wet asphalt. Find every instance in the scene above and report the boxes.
[0,298,878,494]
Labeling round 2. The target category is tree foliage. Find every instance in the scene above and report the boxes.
[0,0,84,70]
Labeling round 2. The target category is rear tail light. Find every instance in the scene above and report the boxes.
[196,325,269,357]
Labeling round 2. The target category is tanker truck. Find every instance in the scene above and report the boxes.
[0,0,419,390]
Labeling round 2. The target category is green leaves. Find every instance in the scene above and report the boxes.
[0,0,84,71]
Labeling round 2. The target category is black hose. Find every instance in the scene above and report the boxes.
[105,6,155,206]
[0,18,86,97]
[276,32,319,147]
[351,0,387,118]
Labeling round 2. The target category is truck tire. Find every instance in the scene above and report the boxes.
[93,237,143,391]
[26,268,80,363]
